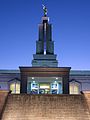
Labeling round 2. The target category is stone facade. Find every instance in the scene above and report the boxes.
[0,70,90,94]
[1,94,90,120]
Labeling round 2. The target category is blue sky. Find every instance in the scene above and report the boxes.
[0,0,90,70]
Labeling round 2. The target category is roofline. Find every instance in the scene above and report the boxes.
[70,70,90,75]
[0,69,90,75]
[0,69,20,73]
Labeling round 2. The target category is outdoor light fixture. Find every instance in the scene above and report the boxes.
[32,81,35,83]
[32,77,34,80]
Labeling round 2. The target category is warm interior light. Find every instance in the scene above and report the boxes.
[40,86,50,89]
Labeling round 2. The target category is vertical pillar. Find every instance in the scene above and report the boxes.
[20,75,27,93]
[62,75,69,94]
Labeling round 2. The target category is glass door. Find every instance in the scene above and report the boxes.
[39,83,50,94]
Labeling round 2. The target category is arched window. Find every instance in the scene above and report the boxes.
[69,81,81,94]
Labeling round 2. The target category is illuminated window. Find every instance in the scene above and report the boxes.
[31,81,39,94]
[10,83,15,93]
[70,83,80,94]
[10,83,20,94]
[16,83,20,93]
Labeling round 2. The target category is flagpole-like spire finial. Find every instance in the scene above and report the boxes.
[42,4,48,16]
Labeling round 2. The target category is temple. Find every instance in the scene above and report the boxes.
[0,6,90,95]
[1,5,90,120]
[20,10,71,94]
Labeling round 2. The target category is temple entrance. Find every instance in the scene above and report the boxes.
[27,77,63,94]
[20,67,71,94]
[19,8,71,94]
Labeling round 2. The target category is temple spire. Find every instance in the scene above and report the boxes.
[32,4,58,67]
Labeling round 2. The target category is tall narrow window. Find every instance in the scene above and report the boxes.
[10,83,15,93]
[16,83,20,93]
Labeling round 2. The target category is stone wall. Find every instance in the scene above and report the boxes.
[1,94,90,120]
[84,92,90,112]
[0,91,8,119]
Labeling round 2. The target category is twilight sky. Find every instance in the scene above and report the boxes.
[0,0,90,70]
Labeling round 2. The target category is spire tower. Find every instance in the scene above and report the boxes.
[32,5,58,67]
